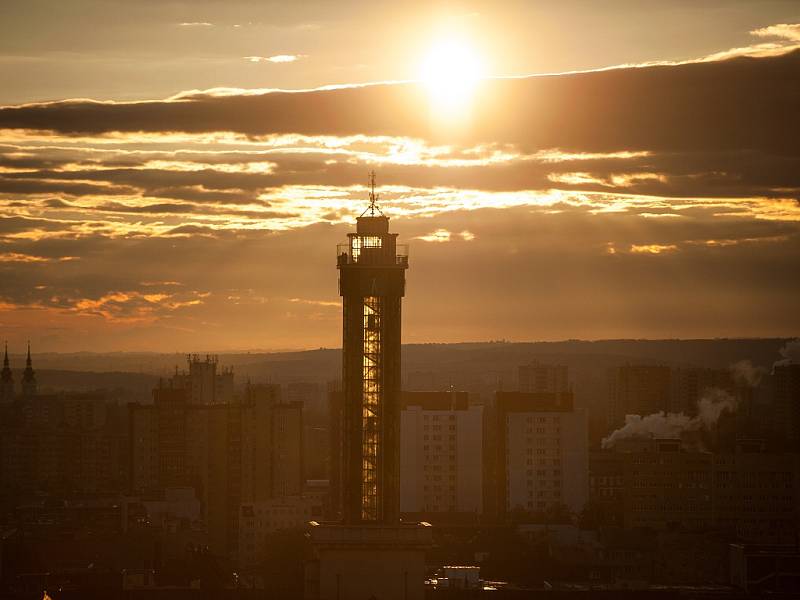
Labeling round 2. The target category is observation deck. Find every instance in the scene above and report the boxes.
[336,242,408,267]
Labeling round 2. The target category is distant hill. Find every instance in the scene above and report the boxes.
[10,338,792,401]
[7,369,159,403]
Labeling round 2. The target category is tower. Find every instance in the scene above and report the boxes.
[336,171,408,524]
[21,341,37,397]
[307,174,430,600]
[1,342,13,401]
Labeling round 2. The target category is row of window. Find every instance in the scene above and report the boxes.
[423,424,457,431]
[425,475,457,482]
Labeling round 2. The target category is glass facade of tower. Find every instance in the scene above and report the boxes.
[337,214,408,524]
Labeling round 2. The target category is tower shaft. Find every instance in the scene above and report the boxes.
[337,214,408,524]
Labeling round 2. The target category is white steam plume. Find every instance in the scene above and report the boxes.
[774,339,800,369]
[729,359,765,388]
[602,388,737,449]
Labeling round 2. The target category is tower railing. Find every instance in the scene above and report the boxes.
[337,243,408,266]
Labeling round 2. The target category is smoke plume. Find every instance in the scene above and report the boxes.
[773,339,800,369]
[602,388,737,449]
[729,359,764,388]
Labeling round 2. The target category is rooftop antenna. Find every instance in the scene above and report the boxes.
[360,170,385,217]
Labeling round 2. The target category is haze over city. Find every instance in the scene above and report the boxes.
[1,0,798,352]
[2,3,800,600]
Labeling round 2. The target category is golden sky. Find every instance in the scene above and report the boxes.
[1,1,799,351]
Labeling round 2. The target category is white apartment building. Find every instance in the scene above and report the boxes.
[400,391,483,515]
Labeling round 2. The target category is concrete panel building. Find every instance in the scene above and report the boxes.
[399,390,483,517]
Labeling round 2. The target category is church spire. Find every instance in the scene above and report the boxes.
[21,340,36,397]
[1,341,14,402]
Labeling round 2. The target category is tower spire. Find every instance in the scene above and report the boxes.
[26,340,31,368]
[361,170,384,217]
[3,341,8,368]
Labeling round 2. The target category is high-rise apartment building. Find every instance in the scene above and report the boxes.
[129,379,302,558]
[399,390,483,517]
[518,361,569,393]
[0,391,126,495]
[492,391,588,518]
[607,365,671,430]
[589,440,800,542]
[169,354,234,405]
[774,363,800,451]
[671,366,735,415]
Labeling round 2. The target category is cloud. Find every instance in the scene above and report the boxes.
[245,54,306,64]
[1,49,797,161]
[416,229,453,243]
[178,22,214,27]
[415,229,475,243]
[629,244,678,255]
[0,252,77,263]
[1,32,799,350]
[751,23,800,43]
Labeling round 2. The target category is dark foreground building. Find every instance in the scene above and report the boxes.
[306,176,431,600]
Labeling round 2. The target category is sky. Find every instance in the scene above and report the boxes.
[1,0,799,352]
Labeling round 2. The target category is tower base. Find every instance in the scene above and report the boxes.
[305,522,432,600]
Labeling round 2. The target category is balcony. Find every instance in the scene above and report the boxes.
[337,243,408,267]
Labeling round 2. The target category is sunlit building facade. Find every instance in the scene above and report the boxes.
[493,391,589,518]
[399,390,483,517]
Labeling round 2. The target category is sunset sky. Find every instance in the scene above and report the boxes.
[1,0,799,352]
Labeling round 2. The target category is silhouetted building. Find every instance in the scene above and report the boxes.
[239,495,316,566]
[607,365,671,430]
[519,360,569,393]
[405,370,436,391]
[0,343,13,402]
[0,392,126,495]
[730,543,800,594]
[400,390,483,518]
[327,388,344,520]
[271,396,305,497]
[20,342,37,398]
[671,366,735,415]
[492,391,588,519]
[129,379,303,558]
[169,354,233,405]
[288,381,324,413]
[774,363,800,451]
[589,439,800,542]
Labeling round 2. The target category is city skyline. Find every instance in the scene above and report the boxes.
[1,1,799,352]
[1,5,799,596]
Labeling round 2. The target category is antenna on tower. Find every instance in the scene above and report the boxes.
[361,170,385,217]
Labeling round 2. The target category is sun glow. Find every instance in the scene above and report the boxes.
[419,38,486,119]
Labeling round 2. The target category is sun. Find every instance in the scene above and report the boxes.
[419,38,486,116]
